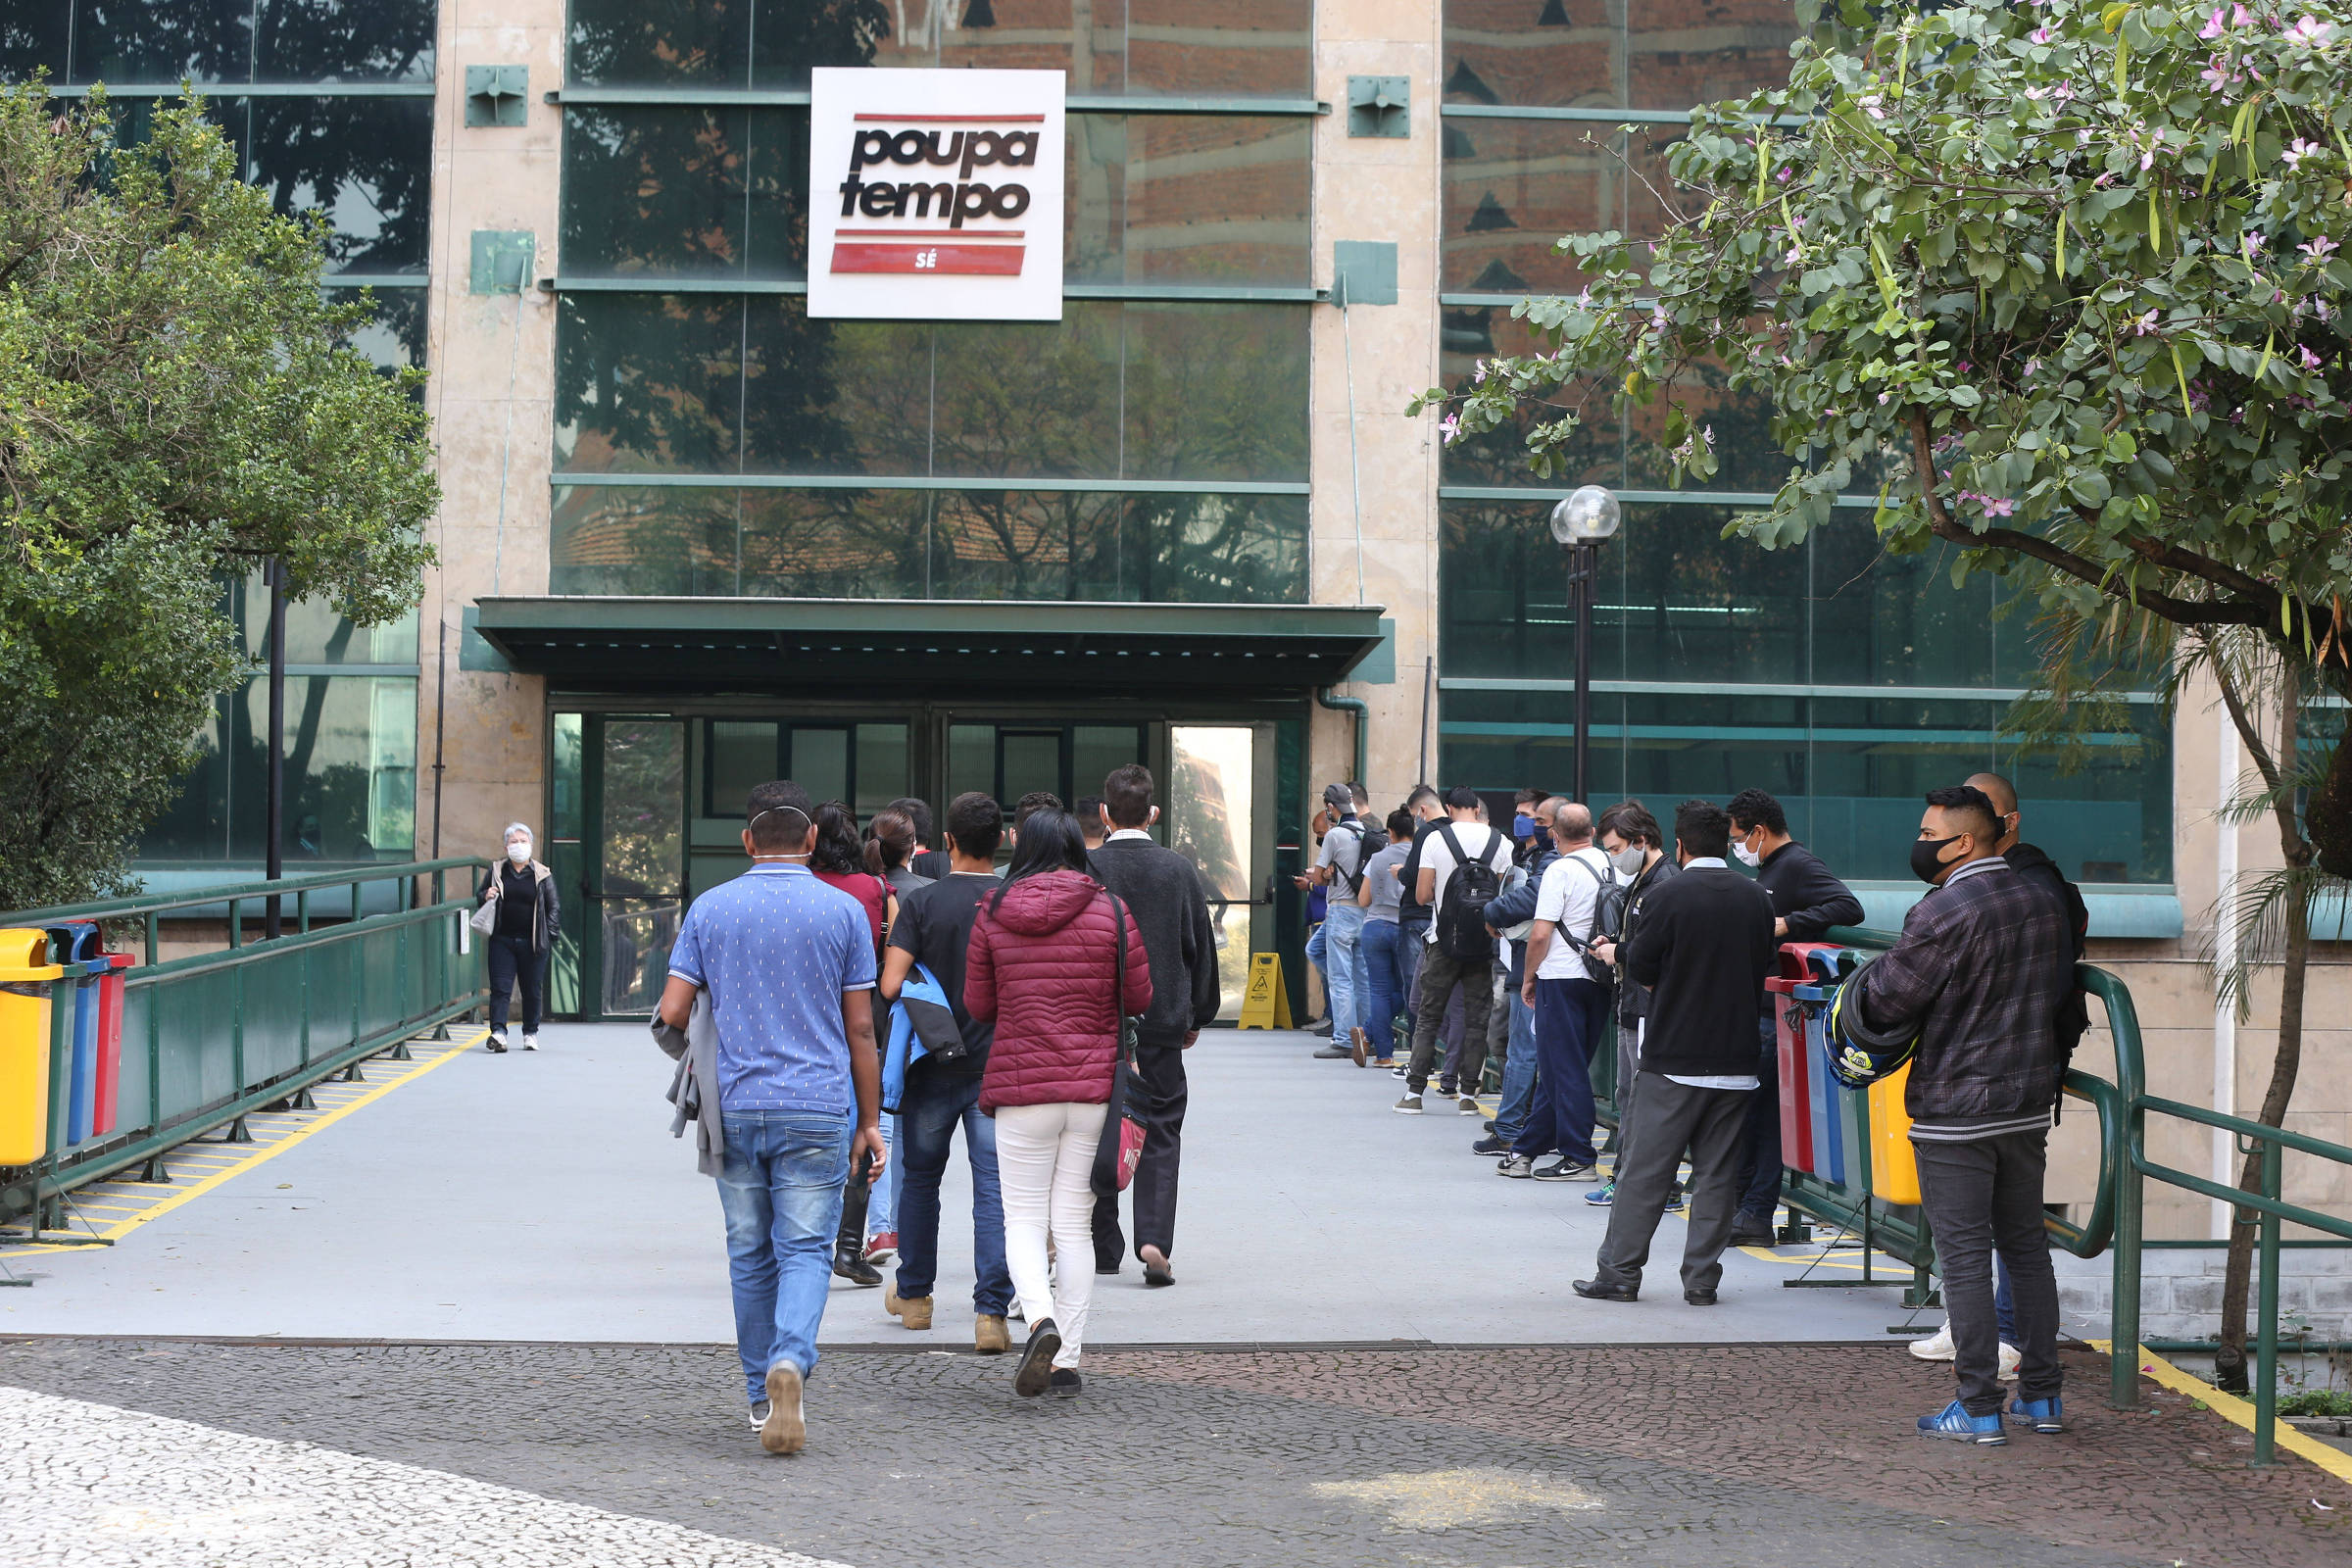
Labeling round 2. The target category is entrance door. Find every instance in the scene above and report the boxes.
[1168,724,1277,1017]
[590,717,686,1017]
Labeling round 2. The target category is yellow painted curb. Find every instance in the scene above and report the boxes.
[2,1029,482,1258]
[2089,1338,2352,1491]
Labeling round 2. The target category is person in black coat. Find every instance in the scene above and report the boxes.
[1085,764,1221,1286]
[475,820,561,1054]
[1725,787,1866,1242]
[1574,800,1776,1305]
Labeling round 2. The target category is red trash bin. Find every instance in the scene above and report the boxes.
[91,953,131,1138]
[1770,942,1842,1179]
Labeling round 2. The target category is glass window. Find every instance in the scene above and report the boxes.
[549,484,747,596]
[791,725,851,805]
[1071,725,1142,806]
[567,0,754,87]
[1438,310,1624,489]
[947,723,993,801]
[929,309,1124,482]
[1123,0,1310,99]
[246,95,433,273]
[743,306,929,476]
[1443,122,1684,297]
[1442,0,1798,112]
[254,0,436,83]
[70,0,253,83]
[560,107,808,282]
[1067,115,1311,288]
[229,570,419,664]
[0,8,72,81]
[705,720,780,815]
[855,723,909,818]
[554,293,745,474]
[739,486,929,597]
[329,284,427,372]
[1119,302,1308,483]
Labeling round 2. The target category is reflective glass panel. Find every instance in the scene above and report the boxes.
[744,305,929,476]
[1124,0,1310,98]
[0,8,71,80]
[1119,302,1308,483]
[560,107,808,281]
[549,484,746,596]
[947,723,994,803]
[930,309,1123,482]
[706,720,780,815]
[1437,310,1623,490]
[70,0,252,83]
[1000,731,1061,803]
[1443,122,1680,296]
[1066,115,1310,287]
[329,284,427,372]
[792,725,851,806]
[752,0,901,84]
[567,0,753,86]
[254,0,436,83]
[1809,521,1999,690]
[1071,725,1143,807]
[855,723,910,818]
[1626,1,1801,112]
[246,95,433,273]
[554,293,744,474]
[1168,723,1251,901]
[1442,0,1798,111]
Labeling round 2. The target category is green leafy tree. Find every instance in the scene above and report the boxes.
[1419,0,2352,1387]
[0,85,437,908]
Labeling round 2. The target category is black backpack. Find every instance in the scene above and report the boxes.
[1325,818,1368,896]
[1433,822,1505,961]
[1563,854,1625,983]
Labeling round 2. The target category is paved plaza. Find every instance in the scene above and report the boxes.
[2,1028,2346,1566]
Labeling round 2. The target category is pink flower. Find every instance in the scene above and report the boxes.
[1984,498,2018,518]
[2286,15,2331,45]
[2235,5,2255,26]
[1784,246,1802,267]
[2282,137,2322,167]
[2132,309,2160,334]
[2024,359,2041,378]
[2201,56,2241,88]
[2297,344,2323,368]
[1776,165,1792,183]
[2031,24,2052,43]
[2200,5,2228,38]
[2301,235,2339,259]
[2243,230,2267,257]
[1472,359,1490,383]
[1439,413,1461,445]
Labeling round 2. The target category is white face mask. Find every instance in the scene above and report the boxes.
[1732,840,1761,868]
[507,841,532,864]
[1610,846,1645,877]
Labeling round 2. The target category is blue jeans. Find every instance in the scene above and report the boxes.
[894,1064,1013,1314]
[867,1112,899,1236]
[1495,988,1539,1141]
[1322,901,1367,1042]
[1360,918,1408,1059]
[716,1108,852,1404]
[1512,977,1607,1164]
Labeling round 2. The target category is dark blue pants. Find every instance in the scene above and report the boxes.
[1734,1012,1783,1221]
[893,1064,1012,1314]
[485,932,543,1033]
[1512,977,1607,1164]
[1359,919,1409,1059]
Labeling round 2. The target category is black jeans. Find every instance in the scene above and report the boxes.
[1732,1012,1782,1221]
[485,933,544,1033]
[1913,1130,2064,1414]
[1091,1042,1191,1266]
[1592,1073,1752,1294]
[1407,948,1494,1094]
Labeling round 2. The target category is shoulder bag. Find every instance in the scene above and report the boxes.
[1089,891,1149,1198]
[469,871,500,936]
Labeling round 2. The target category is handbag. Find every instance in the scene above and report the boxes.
[1090,891,1149,1199]
[468,878,499,936]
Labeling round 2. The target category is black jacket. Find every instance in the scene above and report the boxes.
[1622,866,1776,1077]
[1613,854,1680,1024]
[1755,840,1864,941]
[476,859,561,954]
[1088,837,1221,1049]
[1847,858,2074,1128]
[1482,842,1559,987]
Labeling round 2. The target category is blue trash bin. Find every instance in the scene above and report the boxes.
[42,922,102,1147]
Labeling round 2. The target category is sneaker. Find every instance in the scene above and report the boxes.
[1437,1079,1457,1098]
[1390,1062,1407,1078]
[1470,1133,1511,1156]
[1662,1188,1687,1212]
[484,1032,508,1054]
[863,1231,898,1263]
[1917,1398,2006,1446]
[1349,1028,1370,1067]
[747,1398,771,1432]
[1013,1318,1061,1398]
[1998,1342,2022,1382]
[1496,1154,1535,1178]
[760,1362,807,1454]
[1308,1019,1334,1038]
[1313,1043,1352,1059]
[1583,1182,1615,1206]
[2006,1395,2064,1434]
[1392,1093,1424,1115]
[1908,1322,1956,1361]
[1532,1157,1596,1182]
[1483,1118,1497,1134]
[1457,1095,1481,1115]
[1050,1367,1084,1399]
[519,1033,538,1051]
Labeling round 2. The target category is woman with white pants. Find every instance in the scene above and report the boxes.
[963,809,1152,1398]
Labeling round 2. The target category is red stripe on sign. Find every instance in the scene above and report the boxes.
[853,114,1049,122]
[830,242,1028,275]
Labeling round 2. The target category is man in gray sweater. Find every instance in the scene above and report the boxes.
[1087,763,1222,1286]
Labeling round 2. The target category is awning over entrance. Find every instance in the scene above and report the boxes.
[471,597,1390,692]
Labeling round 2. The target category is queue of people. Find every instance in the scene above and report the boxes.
[649,768,1219,1453]
[1304,772,2084,1446]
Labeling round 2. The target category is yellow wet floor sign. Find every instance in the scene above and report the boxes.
[1238,953,1293,1030]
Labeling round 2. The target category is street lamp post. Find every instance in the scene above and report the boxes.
[1549,485,1621,805]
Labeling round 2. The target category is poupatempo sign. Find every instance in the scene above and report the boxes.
[808,68,1066,321]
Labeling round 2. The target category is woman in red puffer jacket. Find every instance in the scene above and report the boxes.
[964,808,1152,1400]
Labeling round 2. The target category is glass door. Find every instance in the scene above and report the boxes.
[591,717,686,1017]
[1168,724,1274,1018]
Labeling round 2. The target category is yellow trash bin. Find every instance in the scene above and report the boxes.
[1,928,66,1165]
[1867,1061,1922,1205]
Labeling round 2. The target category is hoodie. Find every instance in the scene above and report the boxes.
[964,869,1154,1113]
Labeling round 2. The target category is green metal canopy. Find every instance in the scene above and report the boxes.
[470,597,1390,692]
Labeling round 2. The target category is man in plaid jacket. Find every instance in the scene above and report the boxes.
[1842,784,2075,1446]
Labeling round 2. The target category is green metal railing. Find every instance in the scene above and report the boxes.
[1,858,488,1236]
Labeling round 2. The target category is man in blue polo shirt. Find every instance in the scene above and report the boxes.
[658,779,885,1457]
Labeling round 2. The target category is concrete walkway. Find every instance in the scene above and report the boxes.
[0,1025,1973,1346]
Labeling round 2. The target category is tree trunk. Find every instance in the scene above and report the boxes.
[2211,890,2309,1391]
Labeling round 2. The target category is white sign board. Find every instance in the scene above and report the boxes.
[807,67,1066,321]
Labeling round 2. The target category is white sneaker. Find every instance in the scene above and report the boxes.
[1998,1342,2022,1381]
[1908,1322,1956,1361]
[520,1033,539,1051]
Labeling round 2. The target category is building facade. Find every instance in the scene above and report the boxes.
[11,1,2345,1268]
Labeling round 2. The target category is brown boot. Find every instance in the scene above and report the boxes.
[884,1288,933,1331]
[974,1313,1010,1354]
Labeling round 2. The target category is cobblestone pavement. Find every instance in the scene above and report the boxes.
[2,1338,2343,1567]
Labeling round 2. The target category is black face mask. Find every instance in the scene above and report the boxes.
[1910,834,1964,885]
